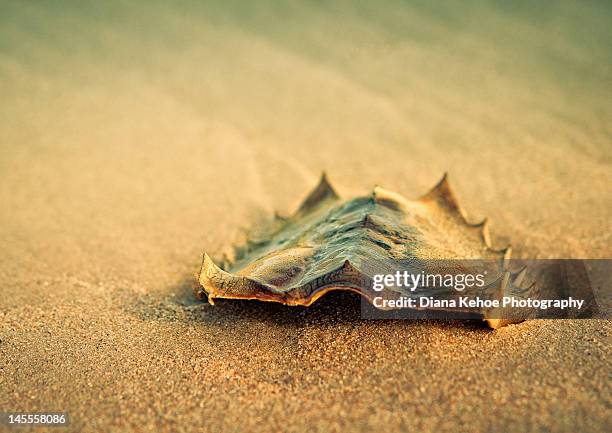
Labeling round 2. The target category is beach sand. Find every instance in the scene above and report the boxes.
[1,1,610,432]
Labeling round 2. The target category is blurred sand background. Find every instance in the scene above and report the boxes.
[0,1,611,432]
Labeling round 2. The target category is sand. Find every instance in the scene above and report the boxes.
[0,1,610,432]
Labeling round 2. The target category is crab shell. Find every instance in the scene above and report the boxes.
[196,174,535,329]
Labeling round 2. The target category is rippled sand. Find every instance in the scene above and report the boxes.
[1,1,610,432]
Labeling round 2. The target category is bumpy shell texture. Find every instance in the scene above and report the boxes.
[196,174,534,328]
